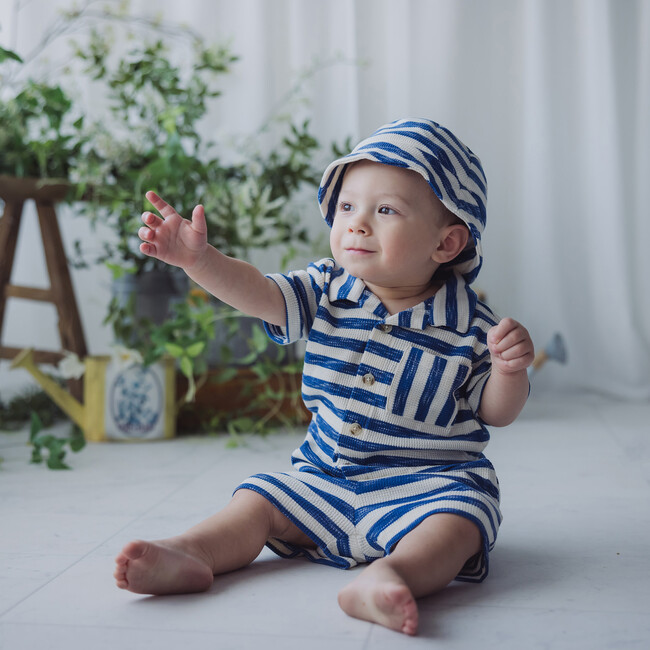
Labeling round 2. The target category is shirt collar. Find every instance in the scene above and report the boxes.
[329,265,476,333]
[424,273,476,332]
[329,264,367,303]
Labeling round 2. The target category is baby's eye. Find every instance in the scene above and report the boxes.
[378,206,396,215]
[339,202,353,212]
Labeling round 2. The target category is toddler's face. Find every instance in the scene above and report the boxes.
[330,160,450,294]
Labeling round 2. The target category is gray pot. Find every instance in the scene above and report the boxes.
[208,299,302,367]
[111,270,299,367]
[111,268,189,325]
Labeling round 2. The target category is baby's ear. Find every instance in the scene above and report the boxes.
[433,224,470,263]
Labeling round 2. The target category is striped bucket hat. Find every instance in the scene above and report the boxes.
[318,118,487,284]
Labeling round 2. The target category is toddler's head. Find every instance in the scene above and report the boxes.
[318,118,487,284]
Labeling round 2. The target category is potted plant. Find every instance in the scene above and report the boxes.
[104,286,216,404]
[0,32,206,441]
[68,26,323,435]
[72,25,320,311]
[2,2,329,439]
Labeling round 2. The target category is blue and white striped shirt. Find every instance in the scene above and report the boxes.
[265,259,500,480]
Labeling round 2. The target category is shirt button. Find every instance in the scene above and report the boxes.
[379,324,392,333]
[362,373,375,386]
[350,422,362,435]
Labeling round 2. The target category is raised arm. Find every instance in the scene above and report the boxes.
[139,191,286,326]
[478,317,535,427]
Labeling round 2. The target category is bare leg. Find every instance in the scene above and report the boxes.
[337,513,482,636]
[114,489,314,595]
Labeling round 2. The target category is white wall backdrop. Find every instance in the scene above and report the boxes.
[1,0,649,400]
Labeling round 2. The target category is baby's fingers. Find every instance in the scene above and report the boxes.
[138,222,159,258]
[138,225,155,242]
[139,209,164,240]
[141,210,163,230]
[139,241,157,257]
[488,319,534,372]
[489,317,533,351]
[145,190,179,219]
[189,204,208,237]
[488,318,523,347]
[495,340,534,365]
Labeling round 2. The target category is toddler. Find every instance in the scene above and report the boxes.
[114,118,534,636]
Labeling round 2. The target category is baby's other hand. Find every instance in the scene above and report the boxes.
[487,317,535,374]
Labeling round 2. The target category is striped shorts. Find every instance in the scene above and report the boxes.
[236,457,501,582]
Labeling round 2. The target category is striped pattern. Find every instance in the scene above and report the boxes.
[318,118,487,284]
[237,260,502,582]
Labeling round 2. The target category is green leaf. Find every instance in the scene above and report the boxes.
[47,458,71,470]
[185,341,205,358]
[179,355,193,378]
[215,366,238,383]
[29,411,43,444]
[0,45,23,63]
[105,262,137,279]
[238,350,260,366]
[46,441,71,470]
[69,425,86,452]
[250,325,269,354]
[164,343,184,358]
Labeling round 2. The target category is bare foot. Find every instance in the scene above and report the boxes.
[114,539,214,595]
[338,572,419,636]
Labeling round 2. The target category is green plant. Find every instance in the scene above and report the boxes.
[66,11,324,430]
[0,45,87,180]
[200,121,320,266]
[72,27,320,275]
[104,288,216,403]
[0,381,84,469]
[176,310,307,443]
[29,412,85,470]
[2,2,338,439]
[221,345,306,443]
[71,30,236,273]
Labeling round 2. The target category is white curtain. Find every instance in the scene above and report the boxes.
[1,0,649,399]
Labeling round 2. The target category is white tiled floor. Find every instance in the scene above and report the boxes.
[1,391,649,649]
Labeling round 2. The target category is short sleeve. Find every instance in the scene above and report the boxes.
[263,259,333,345]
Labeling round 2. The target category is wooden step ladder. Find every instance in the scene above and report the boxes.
[0,176,88,369]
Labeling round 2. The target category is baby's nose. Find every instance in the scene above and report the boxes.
[348,223,368,234]
[347,214,369,234]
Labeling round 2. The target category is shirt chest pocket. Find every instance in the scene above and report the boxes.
[387,347,470,427]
